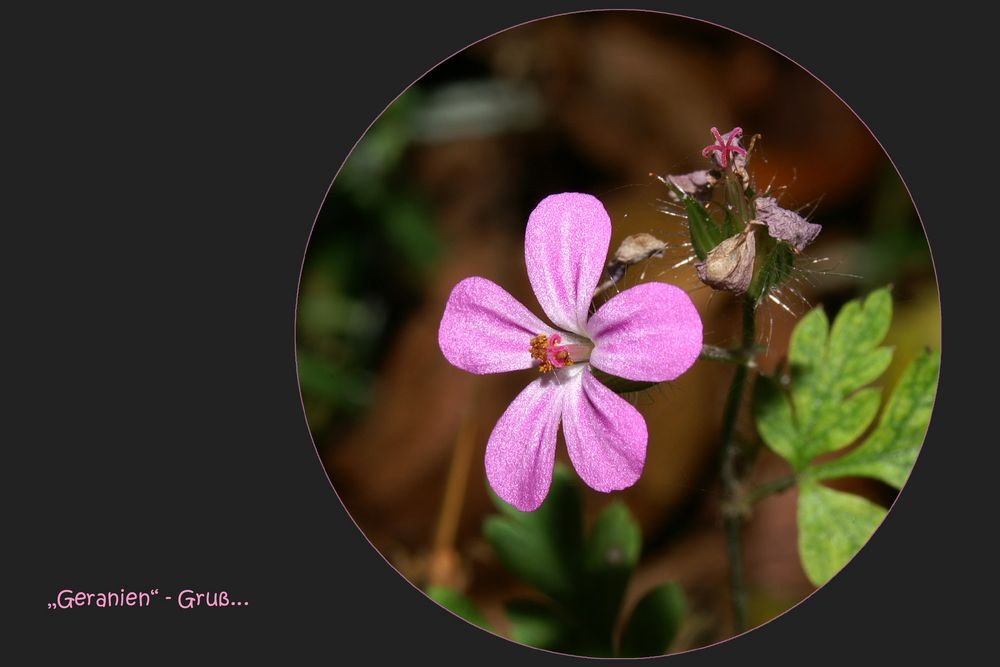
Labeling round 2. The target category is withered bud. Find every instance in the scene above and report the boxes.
[754,196,821,252]
[613,232,667,265]
[695,229,756,294]
[658,170,718,203]
[596,233,667,294]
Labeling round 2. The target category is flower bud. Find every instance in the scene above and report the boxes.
[661,170,718,203]
[598,233,668,293]
[612,232,667,265]
[695,228,756,294]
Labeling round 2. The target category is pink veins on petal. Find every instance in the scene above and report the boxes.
[438,192,703,511]
[701,126,747,169]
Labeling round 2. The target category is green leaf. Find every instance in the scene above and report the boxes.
[426,586,492,631]
[618,583,686,658]
[581,502,642,633]
[809,349,939,488]
[827,289,892,384]
[754,288,895,469]
[683,196,723,261]
[841,347,894,393]
[752,375,797,464]
[505,599,569,650]
[753,289,939,590]
[792,289,892,461]
[483,465,582,602]
[797,481,886,586]
[806,387,882,456]
[788,306,830,368]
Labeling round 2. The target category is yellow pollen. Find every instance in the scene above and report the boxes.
[529,334,548,361]
[528,333,574,374]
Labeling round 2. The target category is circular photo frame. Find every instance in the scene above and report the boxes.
[296,10,939,658]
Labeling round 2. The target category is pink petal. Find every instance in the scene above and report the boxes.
[438,276,548,375]
[561,366,647,492]
[525,193,611,336]
[485,375,565,511]
[586,282,703,382]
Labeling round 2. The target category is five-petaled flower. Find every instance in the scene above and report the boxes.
[438,193,703,511]
[702,126,747,169]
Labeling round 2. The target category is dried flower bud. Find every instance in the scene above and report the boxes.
[658,170,718,203]
[695,229,756,294]
[612,232,667,265]
[596,232,667,294]
[754,197,821,252]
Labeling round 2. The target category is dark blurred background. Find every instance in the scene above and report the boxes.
[296,11,938,650]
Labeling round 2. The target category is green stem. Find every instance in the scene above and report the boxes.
[719,296,755,633]
[745,475,797,506]
[740,295,755,350]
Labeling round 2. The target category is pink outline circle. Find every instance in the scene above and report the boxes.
[292,7,942,660]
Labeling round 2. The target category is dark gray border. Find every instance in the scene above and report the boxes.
[7,1,982,663]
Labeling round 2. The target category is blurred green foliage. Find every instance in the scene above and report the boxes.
[297,89,440,433]
[428,465,686,657]
[857,168,933,289]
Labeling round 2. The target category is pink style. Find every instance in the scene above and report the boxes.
[701,126,747,169]
[438,193,703,511]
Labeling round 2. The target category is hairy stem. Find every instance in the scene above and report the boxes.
[699,344,754,365]
[719,296,756,633]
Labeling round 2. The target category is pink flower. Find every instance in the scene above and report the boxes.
[438,193,703,511]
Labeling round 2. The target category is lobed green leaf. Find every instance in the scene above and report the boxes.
[751,289,939,590]
[755,288,895,469]
[827,289,892,375]
[809,349,939,488]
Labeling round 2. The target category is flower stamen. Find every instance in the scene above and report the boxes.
[529,333,575,373]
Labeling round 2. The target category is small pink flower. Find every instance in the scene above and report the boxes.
[438,193,703,511]
[702,126,747,169]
